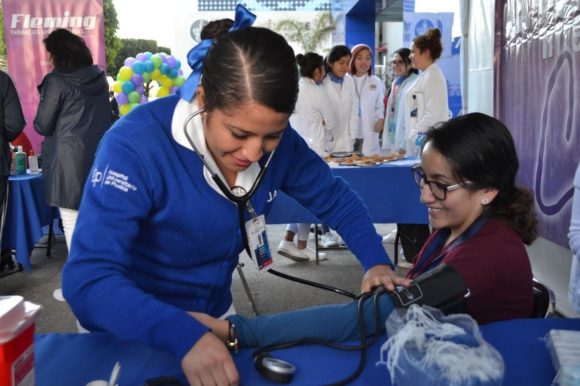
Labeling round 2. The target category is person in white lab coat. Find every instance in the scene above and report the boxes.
[322,45,358,155]
[349,44,385,156]
[382,47,418,155]
[277,52,329,262]
[404,28,449,156]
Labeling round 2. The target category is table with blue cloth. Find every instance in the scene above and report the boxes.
[266,158,427,225]
[34,318,580,386]
[2,173,56,272]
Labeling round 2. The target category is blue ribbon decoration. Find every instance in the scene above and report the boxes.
[179,4,257,102]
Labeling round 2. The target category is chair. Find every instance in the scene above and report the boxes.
[532,279,555,318]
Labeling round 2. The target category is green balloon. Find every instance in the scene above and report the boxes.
[142,73,151,83]
[151,54,162,68]
[128,91,140,104]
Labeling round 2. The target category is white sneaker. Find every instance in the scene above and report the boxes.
[382,229,398,244]
[396,247,413,268]
[277,240,326,262]
[53,288,65,302]
[320,232,339,248]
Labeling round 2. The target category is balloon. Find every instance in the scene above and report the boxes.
[143,60,154,73]
[142,72,151,83]
[135,53,148,62]
[157,87,170,97]
[168,69,179,79]
[174,76,186,87]
[151,54,162,68]
[121,81,135,94]
[128,91,141,104]
[115,93,128,105]
[150,69,162,80]
[119,104,131,116]
[160,63,169,75]
[131,74,144,86]
[159,76,173,89]
[113,81,123,94]
[118,66,133,81]
[132,61,145,75]
[165,56,177,69]
[124,57,136,67]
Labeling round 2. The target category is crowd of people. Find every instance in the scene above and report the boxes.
[0,4,578,386]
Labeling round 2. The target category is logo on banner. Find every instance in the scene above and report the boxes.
[10,11,97,35]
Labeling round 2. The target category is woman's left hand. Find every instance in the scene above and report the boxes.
[361,264,411,293]
[373,119,385,133]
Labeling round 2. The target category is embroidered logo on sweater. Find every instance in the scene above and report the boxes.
[91,165,137,193]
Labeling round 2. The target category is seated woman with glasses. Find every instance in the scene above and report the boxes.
[408,112,536,323]
[186,113,538,354]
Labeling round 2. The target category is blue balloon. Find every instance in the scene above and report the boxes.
[132,61,145,74]
[121,81,135,94]
[145,60,154,73]
[160,63,169,75]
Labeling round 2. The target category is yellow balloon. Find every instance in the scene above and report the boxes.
[157,87,170,97]
[118,66,133,81]
[150,69,161,80]
[119,104,131,116]
[160,76,174,89]
[113,81,123,94]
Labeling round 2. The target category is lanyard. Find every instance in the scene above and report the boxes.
[182,108,276,256]
[410,216,489,277]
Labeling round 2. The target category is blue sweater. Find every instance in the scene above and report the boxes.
[62,95,392,362]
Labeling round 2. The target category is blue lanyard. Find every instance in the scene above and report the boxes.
[411,216,489,276]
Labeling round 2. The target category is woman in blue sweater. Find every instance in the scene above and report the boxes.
[62,6,406,385]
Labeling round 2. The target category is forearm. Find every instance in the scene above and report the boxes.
[226,295,395,348]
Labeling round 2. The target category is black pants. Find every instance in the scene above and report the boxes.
[0,175,14,270]
[397,223,431,263]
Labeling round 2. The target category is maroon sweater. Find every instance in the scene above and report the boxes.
[407,218,534,324]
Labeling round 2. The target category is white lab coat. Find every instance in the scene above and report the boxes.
[352,74,385,156]
[403,62,449,156]
[322,74,358,153]
[382,73,418,154]
[289,77,331,157]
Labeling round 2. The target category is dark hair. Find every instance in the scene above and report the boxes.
[202,27,298,115]
[43,29,93,70]
[424,112,537,244]
[413,28,443,61]
[324,45,351,74]
[296,52,323,79]
[200,19,234,40]
[393,47,418,75]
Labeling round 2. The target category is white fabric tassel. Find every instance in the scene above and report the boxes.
[377,305,504,386]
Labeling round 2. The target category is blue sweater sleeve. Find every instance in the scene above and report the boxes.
[228,294,395,348]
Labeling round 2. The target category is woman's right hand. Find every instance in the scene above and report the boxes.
[181,332,239,386]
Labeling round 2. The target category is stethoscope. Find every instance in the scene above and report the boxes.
[182,108,359,300]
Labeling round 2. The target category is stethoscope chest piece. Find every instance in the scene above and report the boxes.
[254,352,296,384]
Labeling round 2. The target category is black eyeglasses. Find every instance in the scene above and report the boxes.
[412,165,473,200]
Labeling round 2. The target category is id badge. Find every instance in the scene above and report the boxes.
[245,214,273,269]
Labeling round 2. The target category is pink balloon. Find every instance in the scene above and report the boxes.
[124,57,136,67]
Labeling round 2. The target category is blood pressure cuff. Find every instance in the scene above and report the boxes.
[388,264,470,315]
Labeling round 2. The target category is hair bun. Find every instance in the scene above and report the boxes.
[427,28,442,40]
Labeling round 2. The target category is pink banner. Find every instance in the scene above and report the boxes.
[495,0,580,247]
[1,0,106,153]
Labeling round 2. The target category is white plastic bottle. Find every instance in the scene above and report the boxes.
[28,150,39,174]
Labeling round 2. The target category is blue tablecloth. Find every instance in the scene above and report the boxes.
[34,318,580,386]
[267,158,428,224]
[2,173,55,271]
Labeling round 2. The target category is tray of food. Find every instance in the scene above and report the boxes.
[324,152,405,166]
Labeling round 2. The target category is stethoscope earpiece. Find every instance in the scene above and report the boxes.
[254,352,296,384]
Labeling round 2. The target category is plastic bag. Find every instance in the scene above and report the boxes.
[377,304,504,386]
[545,329,580,386]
